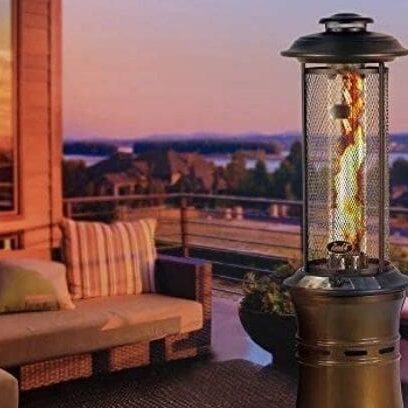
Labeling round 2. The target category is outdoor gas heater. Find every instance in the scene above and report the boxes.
[282,13,408,408]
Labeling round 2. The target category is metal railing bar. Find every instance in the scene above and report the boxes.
[186,244,288,261]
[156,234,181,238]
[70,212,114,218]
[178,242,294,262]
[156,244,183,251]
[391,207,408,215]
[64,194,407,218]
[213,275,243,284]
[213,287,243,296]
[156,219,181,225]
[182,193,302,206]
[181,219,300,235]
[64,193,180,204]
[209,259,286,276]
[182,209,301,223]
[184,232,300,250]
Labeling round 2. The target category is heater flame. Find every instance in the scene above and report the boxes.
[331,69,366,253]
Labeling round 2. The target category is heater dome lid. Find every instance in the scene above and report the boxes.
[281,13,408,63]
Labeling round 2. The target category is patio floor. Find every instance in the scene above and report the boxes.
[211,293,270,366]
[18,290,408,408]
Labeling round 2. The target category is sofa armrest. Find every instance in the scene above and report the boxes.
[155,254,212,329]
[155,254,212,353]
[155,254,212,303]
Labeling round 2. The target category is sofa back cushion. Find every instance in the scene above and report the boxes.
[61,219,157,299]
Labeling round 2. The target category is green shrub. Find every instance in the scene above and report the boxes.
[242,271,295,316]
[390,245,408,274]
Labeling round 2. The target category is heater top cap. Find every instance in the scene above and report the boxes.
[281,12,408,63]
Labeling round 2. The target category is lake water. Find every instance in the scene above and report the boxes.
[64,154,106,167]
[64,152,408,172]
[64,153,285,172]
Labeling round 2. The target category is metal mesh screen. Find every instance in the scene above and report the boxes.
[305,66,388,264]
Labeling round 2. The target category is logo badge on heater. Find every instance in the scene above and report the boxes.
[327,240,353,254]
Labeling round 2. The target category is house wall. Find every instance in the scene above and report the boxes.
[0,0,62,259]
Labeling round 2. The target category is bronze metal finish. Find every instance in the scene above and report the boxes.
[281,13,408,63]
[282,12,408,408]
[291,288,405,408]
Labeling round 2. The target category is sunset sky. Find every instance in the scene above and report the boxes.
[63,0,408,140]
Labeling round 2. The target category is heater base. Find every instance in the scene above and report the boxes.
[288,282,406,408]
[297,359,403,408]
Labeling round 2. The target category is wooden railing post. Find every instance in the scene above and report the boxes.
[180,195,189,257]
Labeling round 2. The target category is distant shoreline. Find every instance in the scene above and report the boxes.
[64,132,408,157]
[64,151,408,172]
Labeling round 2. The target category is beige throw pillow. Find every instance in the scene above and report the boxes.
[0,258,75,313]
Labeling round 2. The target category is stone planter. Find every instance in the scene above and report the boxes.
[239,303,297,370]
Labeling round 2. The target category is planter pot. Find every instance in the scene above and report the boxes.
[239,303,297,370]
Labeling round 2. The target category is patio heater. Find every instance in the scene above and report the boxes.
[282,13,408,408]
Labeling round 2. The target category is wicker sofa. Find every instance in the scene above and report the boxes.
[0,254,212,391]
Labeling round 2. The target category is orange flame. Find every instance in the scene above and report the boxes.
[331,70,366,252]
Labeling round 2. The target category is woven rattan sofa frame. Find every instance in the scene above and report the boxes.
[5,254,212,391]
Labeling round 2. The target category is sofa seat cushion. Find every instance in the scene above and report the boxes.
[0,294,203,368]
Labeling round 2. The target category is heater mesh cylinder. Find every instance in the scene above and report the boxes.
[304,66,389,270]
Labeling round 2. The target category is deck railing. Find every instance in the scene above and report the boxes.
[63,193,408,285]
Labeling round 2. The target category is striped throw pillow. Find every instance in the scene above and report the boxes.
[61,219,157,299]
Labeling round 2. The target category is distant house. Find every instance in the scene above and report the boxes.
[94,172,148,196]
[88,153,149,196]
[185,153,216,192]
[87,152,139,178]
[86,149,226,196]
[138,150,219,193]
[138,150,189,186]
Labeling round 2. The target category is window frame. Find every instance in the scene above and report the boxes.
[0,0,20,218]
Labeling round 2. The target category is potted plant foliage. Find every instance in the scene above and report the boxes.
[239,262,298,370]
[391,245,408,275]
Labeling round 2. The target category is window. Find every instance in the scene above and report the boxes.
[0,232,20,251]
[0,0,16,213]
